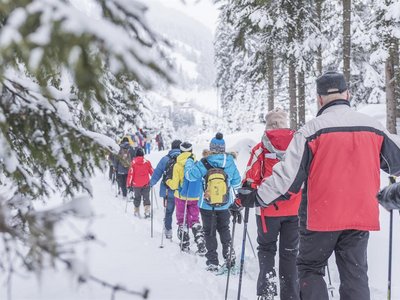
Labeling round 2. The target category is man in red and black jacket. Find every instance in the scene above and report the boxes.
[242,108,301,300]
[237,71,400,300]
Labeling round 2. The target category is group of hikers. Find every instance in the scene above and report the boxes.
[108,71,400,300]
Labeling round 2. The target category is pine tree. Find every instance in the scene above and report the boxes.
[0,0,169,289]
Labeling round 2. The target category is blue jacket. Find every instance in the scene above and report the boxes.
[150,149,181,199]
[185,152,241,210]
[166,152,202,201]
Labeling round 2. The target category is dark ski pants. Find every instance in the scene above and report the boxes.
[297,227,370,300]
[164,193,175,230]
[200,208,231,266]
[256,215,300,299]
[133,186,150,207]
[117,173,128,197]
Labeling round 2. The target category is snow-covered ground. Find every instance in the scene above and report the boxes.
[3,104,400,300]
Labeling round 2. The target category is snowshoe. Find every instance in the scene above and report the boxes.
[205,264,219,273]
[215,262,240,276]
[177,225,190,252]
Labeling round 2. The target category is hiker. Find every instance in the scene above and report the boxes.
[236,71,400,300]
[156,133,165,151]
[126,148,154,218]
[112,139,132,199]
[150,139,182,238]
[185,133,241,272]
[241,108,301,300]
[166,142,206,255]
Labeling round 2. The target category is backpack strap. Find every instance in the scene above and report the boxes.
[201,158,213,171]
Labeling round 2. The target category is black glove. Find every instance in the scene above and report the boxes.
[237,187,260,208]
[229,199,243,224]
[377,182,400,211]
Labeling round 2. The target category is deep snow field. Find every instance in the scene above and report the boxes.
[1,104,400,300]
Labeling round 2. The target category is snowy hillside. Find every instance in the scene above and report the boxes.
[4,104,400,300]
[137,0,221,143]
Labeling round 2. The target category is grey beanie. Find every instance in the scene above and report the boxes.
[265,107,288,129]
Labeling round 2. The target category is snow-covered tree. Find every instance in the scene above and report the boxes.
[0,0,168,295]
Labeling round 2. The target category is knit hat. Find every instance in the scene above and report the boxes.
[135,148,144,157]
[180,142,192,152]
[316,71,348,95]
[265,108,288,130]
[171,139,182,150]
[210,132,225,152]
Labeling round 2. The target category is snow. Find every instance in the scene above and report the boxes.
[4,104,400,299]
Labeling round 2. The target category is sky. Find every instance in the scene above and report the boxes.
[156,0,219,33]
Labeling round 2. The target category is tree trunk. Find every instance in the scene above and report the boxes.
[343,0,351,84]
[316,0,323,75]
[298,71,305,126]
[386,37,397,134]
[289,59,297,129]
[267,50,274,111]
[394,39,400,130]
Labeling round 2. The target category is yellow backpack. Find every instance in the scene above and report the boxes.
[201,158,229,207]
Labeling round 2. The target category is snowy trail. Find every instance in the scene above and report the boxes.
[4,126,400,299]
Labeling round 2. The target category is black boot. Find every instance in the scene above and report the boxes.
[192,223,207,256]
[177,225,190,252]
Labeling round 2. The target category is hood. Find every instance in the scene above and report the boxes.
[177,151,194,165]
[134,156,146,165]
[201,152,236,169]
[262,129,294,160]
[168,149,181,157]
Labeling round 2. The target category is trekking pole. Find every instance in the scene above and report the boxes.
[326,262,334,298]
[246,230,257,259]
[180,199,189,252]
[224,211,238,300]
[237,207,250,300]
[159,203,166,248]
[387,175,396,300]
[154,188,160,209]
[151,187,154,238]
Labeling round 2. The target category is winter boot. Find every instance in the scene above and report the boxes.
[205,264,219,273]
[134,206,140,217]
[165,228,172,239]
[223,243,237,268]
[257,295,274,300]
[192,223,206,256]
[177,225,190,252]
[144,205,151,219]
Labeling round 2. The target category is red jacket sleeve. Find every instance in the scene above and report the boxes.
[243,143,264,188]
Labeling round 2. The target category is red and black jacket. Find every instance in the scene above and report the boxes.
[127,157,154,188]
[257,100,400,232]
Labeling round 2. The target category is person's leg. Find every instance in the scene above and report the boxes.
[297,228,339,300]
[120,174,128,197]
[116,174,123,194]
[278,216,300,300]
[133,187,141,208]
[142,186,151,216]
[335,230,370,300]
[186,201,200,228]
[216,210,232,262]
[256,215,280,297]
[164,194,175,231]
[201,208,219,266]
[175,198,184,227]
